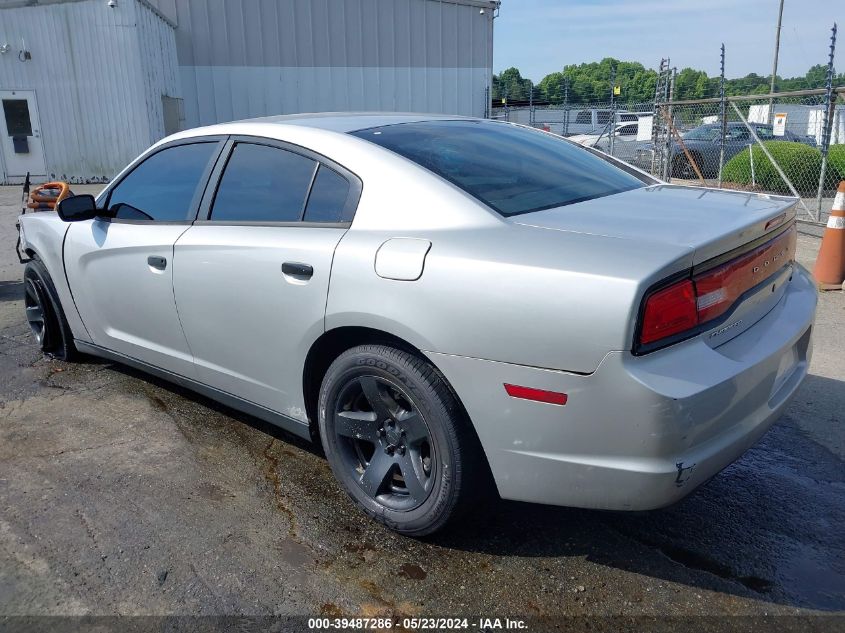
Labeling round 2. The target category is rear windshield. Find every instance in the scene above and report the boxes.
[351,119,645,216]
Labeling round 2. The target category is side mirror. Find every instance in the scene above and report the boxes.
[56,195,100,222]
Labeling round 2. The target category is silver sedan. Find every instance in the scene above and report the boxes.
[17,114,817,535]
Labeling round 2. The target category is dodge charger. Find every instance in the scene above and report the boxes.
[17,114,817,535]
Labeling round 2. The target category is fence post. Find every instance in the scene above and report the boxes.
[609,65,617,156]
[650,58,672,180]
[816,23,837,220]
[563,78,570,136]
[660,60,672,181]
[650,59,665,177]
[717,44,727,188]
[529,80,535,126]
[749,143,756,187]
[666,67,676,177]
[504,85,510,122]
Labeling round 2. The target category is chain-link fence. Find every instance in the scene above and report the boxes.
[649,88,845,222]
[489,24,843,225]
[491,88,844,224]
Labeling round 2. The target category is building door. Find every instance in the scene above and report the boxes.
[0,90,47,178]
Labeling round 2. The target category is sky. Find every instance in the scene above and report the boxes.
[492,0,843,82]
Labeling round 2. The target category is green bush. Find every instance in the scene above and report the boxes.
[721,141,822,195]
[827,144,845,186]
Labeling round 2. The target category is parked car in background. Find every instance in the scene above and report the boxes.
[635,122,817,179]
[567,121,642,148]
[18,115,816,536]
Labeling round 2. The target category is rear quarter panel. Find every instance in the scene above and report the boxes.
[327,219,693,374]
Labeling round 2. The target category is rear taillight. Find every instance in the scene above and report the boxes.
[636,225,796,353]
[640,279,698,345]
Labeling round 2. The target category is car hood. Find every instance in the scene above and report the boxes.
[511,184,797,266]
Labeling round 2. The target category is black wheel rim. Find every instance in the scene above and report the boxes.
[333,375,435,511]
[24,278,47,347]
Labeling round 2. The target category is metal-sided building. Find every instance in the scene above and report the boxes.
[0,0,498,183]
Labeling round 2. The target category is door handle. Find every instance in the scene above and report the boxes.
[282,262,313,278]
[147,255,167,270]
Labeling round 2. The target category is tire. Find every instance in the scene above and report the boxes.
[318,344,484,536]
[673,152,701,179]
[23,259,78,361]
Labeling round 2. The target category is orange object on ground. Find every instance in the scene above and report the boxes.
[813,180,845,290]
[26,181,71,210]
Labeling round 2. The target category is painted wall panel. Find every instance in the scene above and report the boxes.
[180,66,489,126]
[0,0,178,182]
[171,0,495,125]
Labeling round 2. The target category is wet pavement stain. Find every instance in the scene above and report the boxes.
[194,482,234,502]
[398,563,427,580]
[648,541,773,593]
[275,538,315,568]
[320,602,344,617]
[262,437,300,539]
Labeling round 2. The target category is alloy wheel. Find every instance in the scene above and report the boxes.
[332,375,435,511]
[24,278,48,346]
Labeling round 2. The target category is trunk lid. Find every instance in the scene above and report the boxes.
[512,184,797,265]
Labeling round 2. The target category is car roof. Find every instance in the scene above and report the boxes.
[195,112,471,135]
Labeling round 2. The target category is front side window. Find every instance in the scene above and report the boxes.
[210,143,317,222]
[108,142,217,221]
[352,120,645,217]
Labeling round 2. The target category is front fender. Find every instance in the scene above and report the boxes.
[18,213,91,343]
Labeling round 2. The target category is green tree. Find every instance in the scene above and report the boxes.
[494,62,844,108]
[674,67,711,100]
[492,67,533,102]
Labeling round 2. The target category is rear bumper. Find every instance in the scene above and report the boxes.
[430,265,817,510]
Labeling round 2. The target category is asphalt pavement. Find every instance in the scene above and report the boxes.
[0,185,842,629]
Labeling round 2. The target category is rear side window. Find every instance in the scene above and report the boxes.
[108,142,217,221]
[726,127,750,141]
[303,166,350,223]
[352,120,645,216]
[211,143,317,222]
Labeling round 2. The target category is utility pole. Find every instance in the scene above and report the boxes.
[768,0,785,123]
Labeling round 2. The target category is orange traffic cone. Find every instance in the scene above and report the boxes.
[813,181,845,291]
